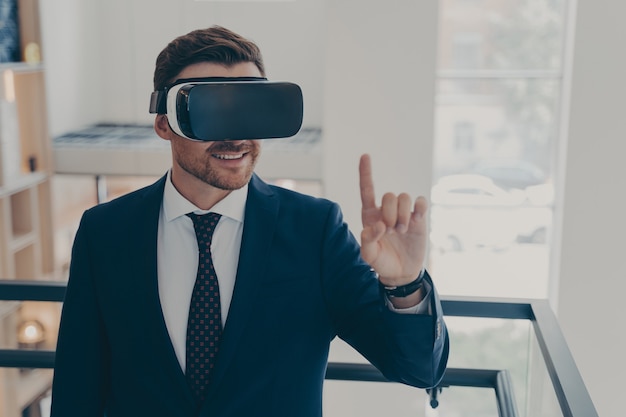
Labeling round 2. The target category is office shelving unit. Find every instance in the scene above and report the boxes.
[0,0,53,281]
[0,0,56,415]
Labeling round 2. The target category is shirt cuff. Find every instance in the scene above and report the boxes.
[384,281,432,315]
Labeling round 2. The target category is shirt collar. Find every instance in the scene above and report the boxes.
[163,170,248,223]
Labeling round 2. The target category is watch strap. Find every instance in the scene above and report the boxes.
[380,269,425,298]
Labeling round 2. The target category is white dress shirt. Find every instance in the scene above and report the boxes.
[156,171,431,371]
[157,171,247,372]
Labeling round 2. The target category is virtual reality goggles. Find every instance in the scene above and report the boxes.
[149,77,303,141]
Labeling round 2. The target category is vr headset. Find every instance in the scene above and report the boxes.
[149,76,303,141]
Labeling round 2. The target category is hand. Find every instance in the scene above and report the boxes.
[359,154,429,287]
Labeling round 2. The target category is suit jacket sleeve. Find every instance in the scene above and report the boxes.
[320,202,449,388]
[51,211,110,416]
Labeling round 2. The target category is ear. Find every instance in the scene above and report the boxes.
[154,115,172,140]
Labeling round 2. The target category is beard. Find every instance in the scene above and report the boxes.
[174,140,260,191]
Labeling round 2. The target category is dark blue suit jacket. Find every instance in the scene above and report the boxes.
[51,174,448,417]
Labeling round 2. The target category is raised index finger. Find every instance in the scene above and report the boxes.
[359,154,377,210]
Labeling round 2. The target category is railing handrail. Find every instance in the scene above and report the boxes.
[0,279,598,417]
[0,280,67,302]
[0,348,518,417]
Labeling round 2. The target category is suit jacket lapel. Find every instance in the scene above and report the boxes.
[132,175,196,405]
[202,174,279,405]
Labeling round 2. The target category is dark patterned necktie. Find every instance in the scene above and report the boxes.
[185,212,223,404]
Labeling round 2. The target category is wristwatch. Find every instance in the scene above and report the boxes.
[379,269,425,298]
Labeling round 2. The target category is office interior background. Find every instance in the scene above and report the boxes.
[0,0,623,416]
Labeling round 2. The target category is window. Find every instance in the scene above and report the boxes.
[453,121,475,152]
[430,1,572,414]
[452,33,483,69]
[431,0,569,300]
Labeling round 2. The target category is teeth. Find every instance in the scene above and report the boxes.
[214,153,244,160]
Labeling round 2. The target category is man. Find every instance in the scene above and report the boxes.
[51,26,448,416]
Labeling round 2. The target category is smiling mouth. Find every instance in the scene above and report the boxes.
[213,152,247,160]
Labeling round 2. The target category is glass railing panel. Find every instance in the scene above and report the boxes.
[324,380,501,417]
[445,316,531,415]
[526,325,565,417]
[433,385,500,417]
[0,301,21,350]
[0,282,598,417]
[0,301,60,351]
[0,298,58,417]
[324,380,430,417]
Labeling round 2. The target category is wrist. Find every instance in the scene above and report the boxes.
[379,269,425,298]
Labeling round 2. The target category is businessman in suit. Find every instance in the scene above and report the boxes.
[51,26,448,416]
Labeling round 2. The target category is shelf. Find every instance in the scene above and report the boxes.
[9,232,36,253]
[13,70,52,174]
[1,69,51,187]
[0,172,46,198]
[9,187,35,237]
[0,62,44,74]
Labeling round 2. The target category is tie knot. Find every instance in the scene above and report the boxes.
[186,212,222,247]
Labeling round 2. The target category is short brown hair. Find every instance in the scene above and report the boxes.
[153,25,266,91]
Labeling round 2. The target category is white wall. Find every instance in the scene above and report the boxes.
[41,0,327,136]
[38,0,618,415]
[322,0,437,230]
[557,1,626,416]
[39,0,102,137]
